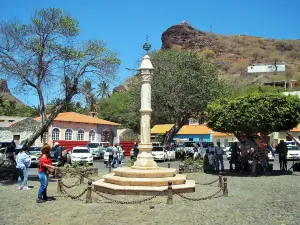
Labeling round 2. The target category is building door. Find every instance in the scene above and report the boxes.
[13,135,20,145]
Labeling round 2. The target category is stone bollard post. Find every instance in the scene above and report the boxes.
[85,180,92,203]
[218,175,223,188]
[80,172,84,184]
[109,166,112,173]
[223,177,228,197]
[166,181,173,205]
[168,163,170,168]
[57,177,62,194]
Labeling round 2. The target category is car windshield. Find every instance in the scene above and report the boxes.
[87,143,99,148]
[286,142,296,146]
[184,142,195,147]
[288,146,299,150]
[29,147,41,152]
[72,149,89,153]
[152,147,163,151]
[0,142,10,148]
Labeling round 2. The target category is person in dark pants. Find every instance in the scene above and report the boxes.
[229,142,241,172]
[276,140,288,171]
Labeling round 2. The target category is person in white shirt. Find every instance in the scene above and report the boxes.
[215,142,224,172]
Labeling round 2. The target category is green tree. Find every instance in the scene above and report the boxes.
[97,81,111,99]
[0,8,120,146]
[148,50,230,143]
[206,92,300,137]
[98,91,139,132]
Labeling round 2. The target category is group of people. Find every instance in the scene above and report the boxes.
[203,142,225,173]
[15,144,56,203]
[106,143,124,168]
[51,142,68,167]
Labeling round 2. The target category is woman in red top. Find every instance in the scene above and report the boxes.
[37,144,56,203]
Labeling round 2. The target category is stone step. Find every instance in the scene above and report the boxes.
[113,167,177,178]
[93,179,196,196]
[103,173,187,186]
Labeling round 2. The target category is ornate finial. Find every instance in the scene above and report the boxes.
[143,35,151,52]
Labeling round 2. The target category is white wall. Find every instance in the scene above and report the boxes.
[248,64,285,73]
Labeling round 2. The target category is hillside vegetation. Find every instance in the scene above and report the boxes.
[162,23,300,86]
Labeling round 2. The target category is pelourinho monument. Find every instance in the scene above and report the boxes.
[93,41,195,195]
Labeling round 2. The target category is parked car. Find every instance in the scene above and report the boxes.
[226,150,231,160]
[86,142,109,159]
[268,152,275,161]
[0,142,11,162]
[28,151,40,167]
[28,146,41,157]
[70,147,93,165]
[152,146,168,161]
[287,145,300,160]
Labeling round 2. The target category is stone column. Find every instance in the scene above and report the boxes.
[132,55,158,169]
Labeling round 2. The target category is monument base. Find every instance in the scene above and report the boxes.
[93,167,196,196]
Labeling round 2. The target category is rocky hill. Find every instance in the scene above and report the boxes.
[0,79,24,105]
[161,22,300,83]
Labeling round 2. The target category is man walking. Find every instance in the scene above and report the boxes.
[215,142,224,172]
[111,144,120,168]
[276,140,288,171]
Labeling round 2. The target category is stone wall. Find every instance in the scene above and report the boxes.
[0,130,43,146]
[178,164,203,173]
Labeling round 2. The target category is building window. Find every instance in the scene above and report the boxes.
[65,129,73,140]
[77,129,84,141]
[189,138,193,141]
[89,130,96,141]
[8,120,14,122]
[52,128,60,140]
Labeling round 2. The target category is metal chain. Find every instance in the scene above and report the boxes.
[93,189,165,204]
[83,175,97,182]
[195,178,220,186]
[59,178,81,189]
[60,185,87,201]
[177,188,222,201]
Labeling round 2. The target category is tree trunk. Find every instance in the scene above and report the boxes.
[286,132,300,146]
[23,103,67,147]
[161,116,188,146]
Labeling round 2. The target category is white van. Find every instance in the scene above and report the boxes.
[86,142,110,159]
[287,145,300,160]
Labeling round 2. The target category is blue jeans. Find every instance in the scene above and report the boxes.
[111,157,119,168]
[38,172,48,200]
[216,155,224,171]
[18,168,28,187]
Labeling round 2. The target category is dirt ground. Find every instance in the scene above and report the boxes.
[1,171,300,225]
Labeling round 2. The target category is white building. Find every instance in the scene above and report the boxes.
[248,63,285,73]
[0,116,26,127]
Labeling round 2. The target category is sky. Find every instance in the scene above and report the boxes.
[1,0,300,106]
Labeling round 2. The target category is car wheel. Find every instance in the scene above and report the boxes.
[90,163,93,166]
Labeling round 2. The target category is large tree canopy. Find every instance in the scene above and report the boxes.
[123,50,230,143]
[206,92,300,136]
[0,8,120,146]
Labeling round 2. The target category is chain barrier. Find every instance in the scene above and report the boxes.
[83,175,97,182]
[177,188,222,201]
[92,189,166,204]
[60,184,87,201]
[59,178,81,189]
[195,178,220,186]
